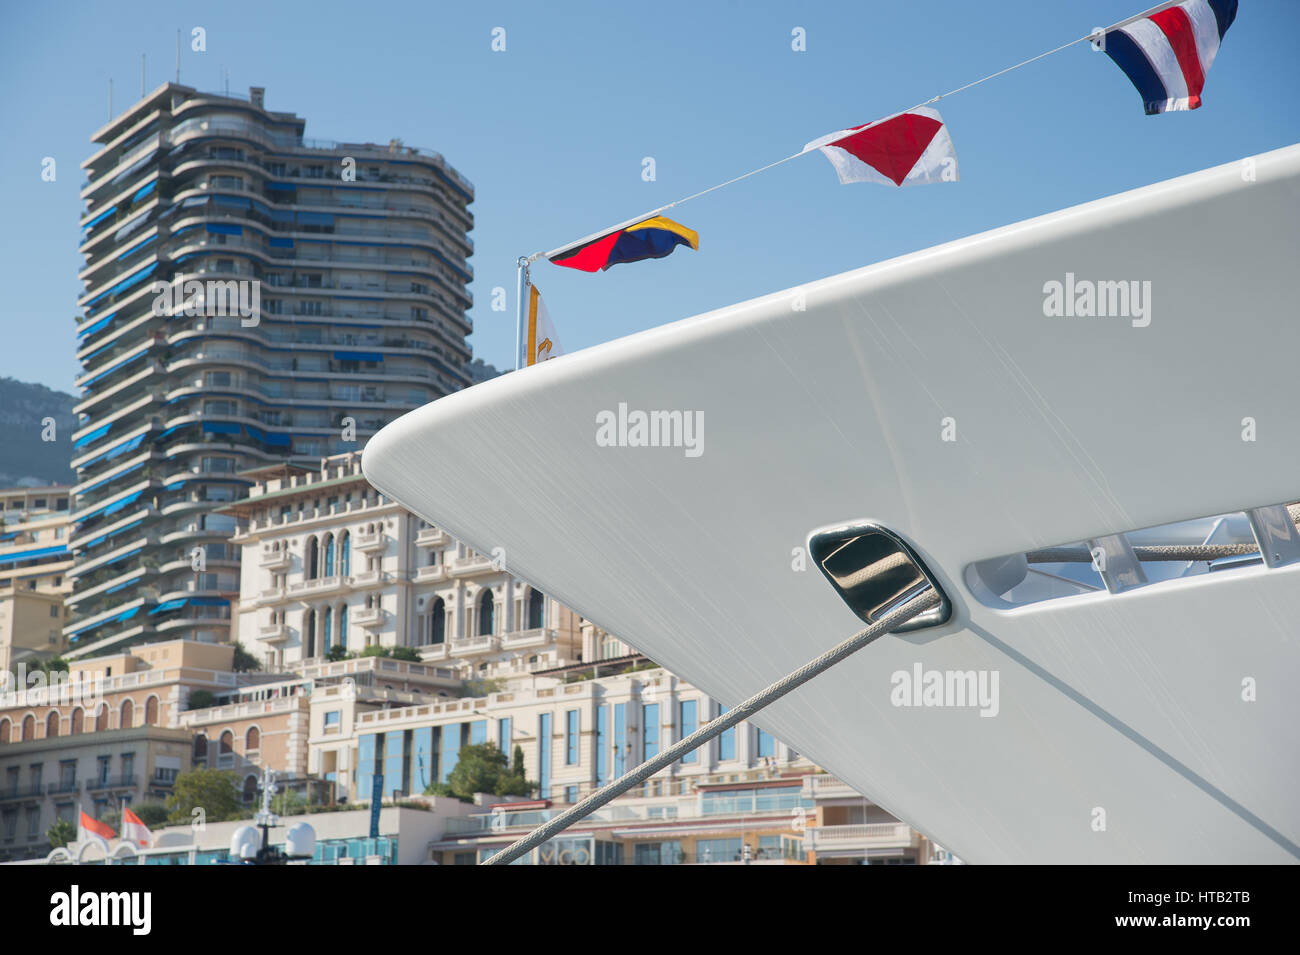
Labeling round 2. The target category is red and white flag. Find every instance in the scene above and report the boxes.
[121,807,153,848]
[805,106,958,187]
[78,810,116,851]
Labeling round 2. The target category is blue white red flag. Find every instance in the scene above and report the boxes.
[1101,0,1237,114]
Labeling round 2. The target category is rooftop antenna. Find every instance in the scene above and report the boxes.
[107,78,113,121]
[175,29,181,83]
[141,54,146,97]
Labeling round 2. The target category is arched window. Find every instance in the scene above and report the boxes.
[306,536,319,579]
[337,602,349,651]
[21,715,35,741]
[339,532,351,577]
[144,696,159,726]
[430,597,445,645]
[219,730,235,769]
[242,774,258,803]
[70,708,84,734]
[94,704,108,732]
[323,533,335,576]
[246,727,260,751]
[0,718,10,744]
[304,609,317,658]
[323,606,333,653]
[120,698,134,729]
[193,734,209,764]
[478,589,495,636]
[46,711,59,738]
[527,589,545,630]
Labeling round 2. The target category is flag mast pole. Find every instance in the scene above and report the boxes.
[514,256,528,371]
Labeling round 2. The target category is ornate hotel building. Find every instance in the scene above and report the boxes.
[66,83,474,660]
[224,453,584,674]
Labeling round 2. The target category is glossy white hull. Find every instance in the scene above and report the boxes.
[364,145,1300,863]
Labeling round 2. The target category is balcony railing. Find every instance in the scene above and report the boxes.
[803,823,917,852]
[46,780,80,796]
[501,628,552,650]
[84,775,137,792]
[450,635,499,655]
[0,785,46,802]
[801,773,864,800]
[259,548,292,569]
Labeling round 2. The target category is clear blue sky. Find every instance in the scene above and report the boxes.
[1,0,1296,392]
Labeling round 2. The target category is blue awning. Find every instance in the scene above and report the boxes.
[81,350,147,389]
[0,545,68,565]
[188,597,230,607]
[132,180,156,202]
[150,598,188,614]
[206,222,242,235]
[0,531,19,542]
[80,461,144,494]
[98,547,142,568]
[116,605,144,622]
[101,490,144,518]
[268,237,293,248]
[73,423,113,449]
[334,351,383,362]
[213,195,250,208]
[202,421,241,435]
[104,433,147,460]
[117,234,157,261]
[265,181,296,191]
[264,432,291,447]
[77,313,116,339]
[83,204,119,230]
[104,574,145,595]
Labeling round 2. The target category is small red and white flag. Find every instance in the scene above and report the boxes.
[78,810,116,851]
[121,807,154,848]
[805,106,958,187]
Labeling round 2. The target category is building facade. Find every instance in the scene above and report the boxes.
[0,487,73,671]
[225,452,583,673]
[67,83,474,659]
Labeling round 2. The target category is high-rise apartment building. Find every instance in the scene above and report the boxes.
[66,84,474,659]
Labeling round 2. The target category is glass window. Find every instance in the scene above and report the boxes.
[756,728,776,759]
[537,713,552,798]
[594,707,607,787]
[717,705,736,761]
[695,838,742,864]
[565,710,579,765]
[679,700,698,764]
[642,704,659,761]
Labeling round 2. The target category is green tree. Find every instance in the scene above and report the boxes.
[325,644,349,662]
[439,742,534,800]
[360,645,389,658]
[390,646,420,662]
[166,768,240,825]
[231,643,261,672]
[186,689,216,710]
[131,803,171,827]
[46,818,75,849]
[511,744,525,778]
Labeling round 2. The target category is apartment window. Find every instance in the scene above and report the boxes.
[565,710,579,765]
[642,704,660,761]
[49,605,59,618]
[205,371,233,387]
[4,767,18,795]
[120,753,135,780]
[564,785,578,804]
[1,810,16,842]
[695,838,743,864]
[58,761,76,790]
[324,711,341,733]
[679,700,699,764]
[717,705,736,761]
[26,808,40,837]
[756,728,776,759]
[537,713,552,799]
[94,757,110,785]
